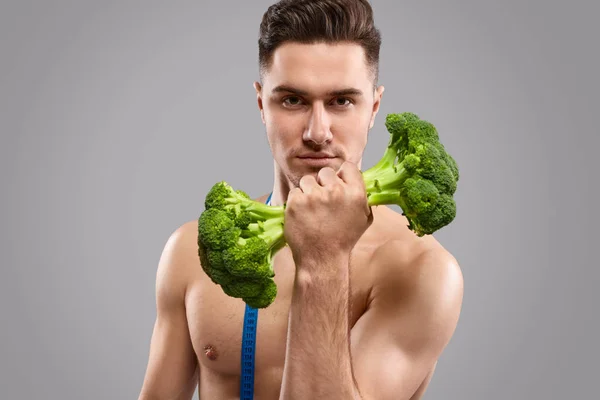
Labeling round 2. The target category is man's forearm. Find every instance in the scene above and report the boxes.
[279,256,362,400]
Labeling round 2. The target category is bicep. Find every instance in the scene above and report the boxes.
[350,306,439,400]
[139,308,199,399]
[139,224,200,400]
[350,247,463,400]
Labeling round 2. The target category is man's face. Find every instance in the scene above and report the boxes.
[254,42,384,188]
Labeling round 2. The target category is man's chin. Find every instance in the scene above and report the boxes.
[283,157,344,186]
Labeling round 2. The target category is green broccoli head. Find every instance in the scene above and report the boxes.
[221,276,267,298]
[243,279,278,309]
[197,183,286,308]
[402,178,440,215]
[222,237,275,279]
[197,230,235,287]
[403,115,440,144]
[408,142,457,195]
[197,238,210,277]
[204,181,237,210]
[206,249,235,286]
[444,152,460,182]
[363,112,459,236]
[198,208,241,250]
[198,226,278,308]
[407,193,457,236]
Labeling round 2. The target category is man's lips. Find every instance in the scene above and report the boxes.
[297,153,336,159]
[296,154,337,166]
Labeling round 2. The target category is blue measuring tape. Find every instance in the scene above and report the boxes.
[240,192,272,399]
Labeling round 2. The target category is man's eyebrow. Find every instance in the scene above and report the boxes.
[328,88,364,96]
[271,85,363,97]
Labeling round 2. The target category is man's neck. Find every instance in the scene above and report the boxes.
[268,164,294,207]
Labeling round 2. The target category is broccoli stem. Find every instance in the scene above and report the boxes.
[244,203,285,220]
[362,145,396,177]
[263,222,287,254]
[361,149,411,212]
[366,190,409,212]
[225,191,285,220]
[240,216,286,251]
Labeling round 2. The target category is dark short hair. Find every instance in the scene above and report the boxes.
[258,0,382,85]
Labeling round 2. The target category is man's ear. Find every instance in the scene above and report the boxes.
[253,81,265,124]
[369,85,385,129]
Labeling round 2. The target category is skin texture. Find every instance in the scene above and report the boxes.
[138,42,464,400]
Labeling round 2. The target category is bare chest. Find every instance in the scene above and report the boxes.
[185,250,373,379]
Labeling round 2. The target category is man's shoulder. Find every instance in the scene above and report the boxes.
[370,205,459,267]
[167,220,201,261]
[368,213,463,306]
[367,235,463,344]
[156,220,203,299]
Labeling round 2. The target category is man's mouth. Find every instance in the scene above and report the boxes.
[297,152,336,159]
[296,153,337,166]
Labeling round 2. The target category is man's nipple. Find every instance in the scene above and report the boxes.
[204,344,218,361]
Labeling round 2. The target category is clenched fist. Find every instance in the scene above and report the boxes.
[283,161,373,269]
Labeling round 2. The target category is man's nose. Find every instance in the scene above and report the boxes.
[303,103,333,145]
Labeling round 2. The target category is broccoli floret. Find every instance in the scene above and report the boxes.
[222,216,285,279]
[198,182,286,308]
[221,276,268,298]
[243,279,278,309]
[197,235,235,287]
[197,112,459,308]
[197,208,242,250]
[361,112,459,236]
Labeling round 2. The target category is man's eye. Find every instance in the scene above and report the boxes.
[334,98,352,107]
[283,97,302,106]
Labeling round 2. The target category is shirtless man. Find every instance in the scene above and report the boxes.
[138,1,463,399]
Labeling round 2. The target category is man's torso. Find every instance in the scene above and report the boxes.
[181,201,442,399]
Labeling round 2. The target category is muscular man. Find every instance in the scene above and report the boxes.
[138,1,463,399]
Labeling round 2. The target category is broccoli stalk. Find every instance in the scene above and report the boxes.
[198,112,459,308]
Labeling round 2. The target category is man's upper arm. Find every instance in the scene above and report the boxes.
[350,242,464,400]
[138,223,200,400]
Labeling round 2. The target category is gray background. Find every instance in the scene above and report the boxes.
[1,0,598,399]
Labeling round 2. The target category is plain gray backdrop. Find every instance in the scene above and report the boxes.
[1,0,598,399]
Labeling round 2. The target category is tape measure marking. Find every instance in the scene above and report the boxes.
[239,192,272,399]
